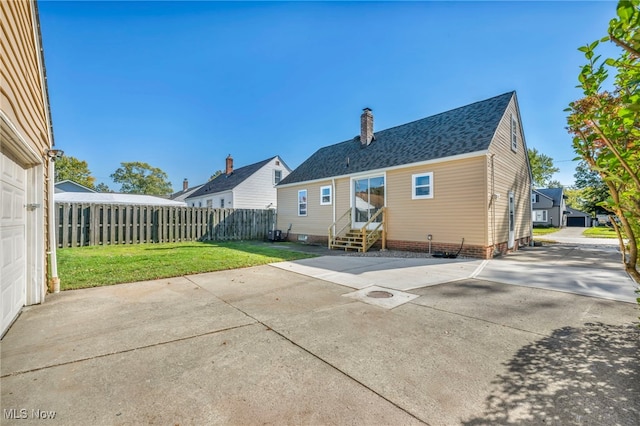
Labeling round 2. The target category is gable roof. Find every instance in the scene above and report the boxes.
[55,180,96,193]
[532,189,553,202]
[187,156,277,199]
[536,188,565,206]
[279,92,515,186]
[170,184,204,202]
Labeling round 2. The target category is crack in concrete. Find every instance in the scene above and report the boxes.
[185,276,430,426]
[0,322,256,378]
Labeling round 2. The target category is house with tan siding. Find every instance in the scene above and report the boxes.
[186,155,291,209]
[276,92,532,259]
[1,0,57,336]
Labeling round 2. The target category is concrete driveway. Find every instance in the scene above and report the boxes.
[1,242,638,425]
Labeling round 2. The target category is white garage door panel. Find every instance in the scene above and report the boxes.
[1,152,27,335]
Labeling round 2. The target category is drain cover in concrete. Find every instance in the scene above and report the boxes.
[342,286,419,309]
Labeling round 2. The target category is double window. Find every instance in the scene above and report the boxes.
[412,172,433,199]
[533,210,548,222]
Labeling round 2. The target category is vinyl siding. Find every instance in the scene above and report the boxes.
[386,157,487,246]
[277,180,336,236]
[0,1,50,159]
[1,0,52,301]
[233,157,290,209]
[187,190,233,208]
[278,156,488,245]
[487,96,532,245]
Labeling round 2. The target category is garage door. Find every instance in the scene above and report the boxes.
[1,152,27,335]
[567,216,587,227]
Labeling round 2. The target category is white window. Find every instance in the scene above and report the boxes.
[274,170,282,185]
[298,190,307,216]
[320,185,332,205]
[206,199,212,208]
[533,210,548,222]
[511,114,518,152]
[220,198,225,208]
[412,172,434,199]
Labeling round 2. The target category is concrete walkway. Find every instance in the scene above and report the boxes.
[274,244,637,304]
[1,243,638,425]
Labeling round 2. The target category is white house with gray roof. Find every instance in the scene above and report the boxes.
[276,92,533,259]
[186,155,291,209]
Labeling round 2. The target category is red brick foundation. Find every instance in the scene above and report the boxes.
[286,233,531,259]
[387,237,532,259]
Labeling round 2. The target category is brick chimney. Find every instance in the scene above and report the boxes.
[225,154,233,175]
[360,108,374,146]
[183,178,188,191]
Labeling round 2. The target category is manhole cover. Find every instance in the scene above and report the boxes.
[367,290,394,299]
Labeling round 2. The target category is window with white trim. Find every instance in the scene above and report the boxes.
[220,198,225,208]
[511,114,518,152]
[412,172,433,199]
[298,189,307,216]
[533,210,548,222]
[320,185,332,205]
[274,170,282,185]
[206,199,212,208]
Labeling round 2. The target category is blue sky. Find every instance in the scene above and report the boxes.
[38,0,619,192]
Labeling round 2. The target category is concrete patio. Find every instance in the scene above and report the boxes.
[1,244,638,425]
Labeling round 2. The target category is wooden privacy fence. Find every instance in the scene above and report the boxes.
[55,203,276,248]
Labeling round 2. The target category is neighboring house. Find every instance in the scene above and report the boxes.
[565,206,592,228]
[1,1,56,335]
[276,92,533,259]
[55,180,97,193]
[532,188,567,227]
[170,179,204,203]
[186,155,291,209]
[55,192,187,206]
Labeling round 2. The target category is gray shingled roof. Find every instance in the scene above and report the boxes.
[187,157,276,199]
[537,188,565,206]
[279,92,515,185]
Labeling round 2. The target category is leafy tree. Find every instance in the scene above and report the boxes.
[573,161,609,215]
[564,187,585,210]
[54,156,95,188]
[566,0,640,283]
[111,162,173,195]
[547,180,563,189]
[209,170,223,181]
[94,182,112,193]
[528,148,560,188]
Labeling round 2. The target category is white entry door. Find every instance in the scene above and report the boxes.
[1,152,27,335]
[508,191,515,249]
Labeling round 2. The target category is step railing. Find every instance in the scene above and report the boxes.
[328,208,352,249]
[328,207,386,252]
[359,207,386,252]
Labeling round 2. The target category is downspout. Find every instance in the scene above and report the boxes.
[490,154,496,254]
[47,159,60,293]
[332,178,336,235]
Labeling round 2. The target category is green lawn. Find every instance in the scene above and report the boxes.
[57,241,316,290]
[582,227,620,239]
[532,227,560,236]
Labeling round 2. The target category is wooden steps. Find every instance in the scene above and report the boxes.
[329,230,381,252]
